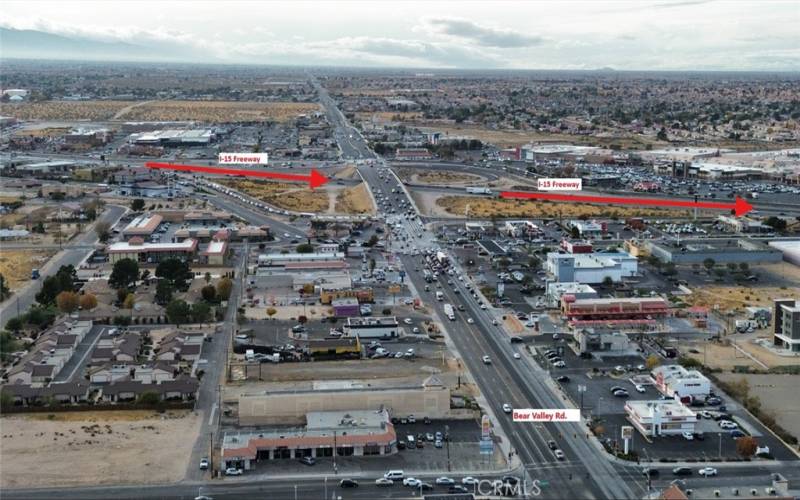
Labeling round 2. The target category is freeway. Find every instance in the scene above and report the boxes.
[0,204,126,327]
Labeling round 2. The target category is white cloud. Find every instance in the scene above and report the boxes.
[422,17,545,48]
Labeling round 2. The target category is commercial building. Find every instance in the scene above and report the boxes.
[647,239,783,265]
[769,240,800,267]
[306,337,361,359]
[545,282,597,307]
[716,215,769,234]
[567,220,606,237]
[128,129,214,146]
[343,316,399,339]
[320,287,373,305]
[202,239,228,266]
[625,400,697,437]
[108,238,198,264]
[546,251,638,284]
[561,296,668,323]
[122,214,163,237]
[575,330,630,354]
[395,148,433,160]
[257,252,346,271]
[502,220,542,238]
[560,240,593,254]
[238,376,450,425]
[773,299,800,352]
[331,297,360,317]
[221,409,397,471]
[651,365,711,401]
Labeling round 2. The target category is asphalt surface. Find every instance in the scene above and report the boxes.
[0,204,126,327]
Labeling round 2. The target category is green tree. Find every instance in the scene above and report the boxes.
[739,262,749,273]
[201,284,216,302]
[645,354,661,370]
[123,293,136,309]
[364,235,379,247]
[95,221,111,243]
[131,198,145,211]
[165,299,192,325]
[191,302,212,323]
[764,216,787,232]
[662,263,677,276]
[216,278,233,301]
[295,243,315,253]
[35,265,77,305]
[137,391,161,405]
[156,258,192,291]
[0,331,22,362]
[155,280,173,305]
[204,272,211,284]
[79,293,98,311]
[570,226,581,239]
[5,317,23,333]
[109,258,139,290]
[0,273,10,301]
[702,258,716,272]
[602,276,614,286]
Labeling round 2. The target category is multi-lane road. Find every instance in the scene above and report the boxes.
[0,204,126,327]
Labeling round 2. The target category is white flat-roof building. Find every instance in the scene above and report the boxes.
[568,220,604,237]
[546,251,638,284]
[122,214,163,237]
[545,282,597,307]
[625,400,697,437]
[651,365,711,401]
[108,238,197,264]
[343,316,400,339]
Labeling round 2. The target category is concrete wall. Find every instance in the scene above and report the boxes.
[238,386,450,426]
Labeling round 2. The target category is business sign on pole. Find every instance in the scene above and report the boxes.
[621,426,633,440]
[479,438,494,455]
[481,414,491,440]
[496,282,505,298]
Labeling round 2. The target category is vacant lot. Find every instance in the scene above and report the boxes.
[0,250,56,292]
[354,111,423,122]
[335,183,375,214]
[122,100,320,123]
[433,196,690,219]
[0,410,201,488]
[686,283,800,312]
[4,101,132,121]
[416,125,666,149]
[716,373,800,442]
[220,179,329,212]
[396,168,483,186]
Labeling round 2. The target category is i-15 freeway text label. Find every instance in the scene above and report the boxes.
[537,178,582,191]
[218,152,269,165]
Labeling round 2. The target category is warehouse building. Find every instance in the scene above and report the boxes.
[238,376,450,425]
[222,409,396,471]
[122,214,163,237]
[651,365,711,401]
[546,251,638,284]
[128,129,214,146]
[647,239,783,265]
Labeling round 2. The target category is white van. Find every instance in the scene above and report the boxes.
[384,470,404,480]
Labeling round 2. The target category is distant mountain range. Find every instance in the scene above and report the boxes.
[0,27,202,62]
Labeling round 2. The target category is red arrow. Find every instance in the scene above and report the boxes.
[145,162,329,189]
[499,191,754,217]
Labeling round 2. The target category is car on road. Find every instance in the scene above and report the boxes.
[482,355,491,364]
[449,485,469,493]
[642,468,659,478]
[403,318,413,325]
[299,456,316,466]
[502,404,513,413]
[436,477,455,485]
[547,440,558,450]
[634,384,646,393]
[698,467,718,477]
[403,477,421,487]
[682,431,694,441]
[613,389,630,398]
[462,476,479,485]
[375,478,394,487]
[730,429,746,438]
[225,468,243,476]
[467,318,474,324]
[672,467,692,476]
[199,458,209,470]
[339,479,359,488]
[556,375,570,382]
[553,361,566,368]
[719,420,738,429]
[554,449,565,460]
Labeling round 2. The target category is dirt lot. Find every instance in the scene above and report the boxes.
[220,179,329,212]
[416,125,666,149]
[396,168,483,186]
[0,250,57,292]
[0,410,201,488]
[716,373,800,441]
[335,183,375,214]
[121,100,320,123]
[430,195,690,219]
[686,282,800,312]
[4,101,132,121]
[354,111,423,122]
[231,357,449,383]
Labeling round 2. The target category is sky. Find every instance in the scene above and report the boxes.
[2,0,799,71]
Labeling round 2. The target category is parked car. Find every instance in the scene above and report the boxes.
[547,440,558,450]
[299,456,316,466]
[556,375,570,382]
[225,468,243,476]
[554,449,565,460]
[199,458,209,470]
[502,404,513,413]
[682,431,694,441]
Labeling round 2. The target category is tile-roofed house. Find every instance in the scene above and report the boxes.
[31,364,56,384]
[89,363,135,384]
[44,382,90,404]
[158,376,199,401]
[100,379,144,402]
[91,347,115,364]
[1,383,44,406]
[132,362,175,384]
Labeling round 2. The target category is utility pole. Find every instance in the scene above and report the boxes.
[333,431,337,474]
[209,431,213,473]
[445,424,451,472]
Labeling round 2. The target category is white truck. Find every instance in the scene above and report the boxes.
[443,303,456,321]
[466,187,492,195]
[436,291,444,301]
